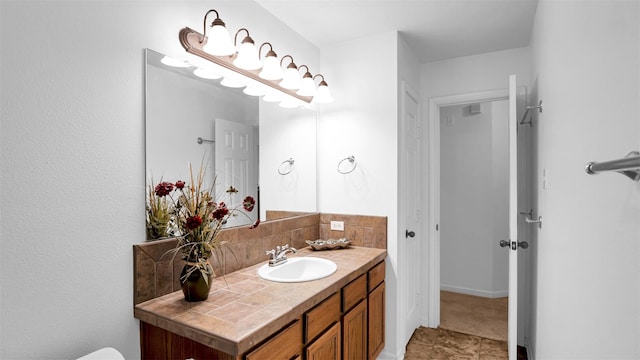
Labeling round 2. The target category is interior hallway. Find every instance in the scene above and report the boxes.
[440,291,508,341]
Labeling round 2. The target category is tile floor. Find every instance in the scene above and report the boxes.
[440,291,508,341]
[404,327,508,359]
[404,291,518,359]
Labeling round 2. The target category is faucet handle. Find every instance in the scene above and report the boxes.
[265,249,276,260]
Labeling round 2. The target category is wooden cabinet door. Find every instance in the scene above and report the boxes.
[306,322,341,360]
[368,282,385,360]
[343,299,367,360]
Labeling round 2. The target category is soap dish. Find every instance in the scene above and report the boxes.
[306,238,352,251]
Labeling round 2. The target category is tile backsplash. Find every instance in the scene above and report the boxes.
[133,212,386,304]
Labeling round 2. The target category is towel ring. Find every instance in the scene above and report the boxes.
[337,155,357,174]
[278,158,295,175]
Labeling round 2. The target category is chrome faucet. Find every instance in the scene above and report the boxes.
[265,244,297,267]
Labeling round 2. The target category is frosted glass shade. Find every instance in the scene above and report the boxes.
[233,42,262,70]
[280,67,301,90]
[202,25,235,56]
[259,55,284,80]
[297,76,316,97]
[313,83,334,103]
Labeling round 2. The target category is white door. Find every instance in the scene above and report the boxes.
[214,118,258,228]
[401,82,421,344]
[506,74,519,359]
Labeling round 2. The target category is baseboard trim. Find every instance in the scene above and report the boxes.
[441,284,508,298]
[377,347,403,360]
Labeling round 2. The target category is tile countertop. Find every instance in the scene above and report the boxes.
[134,246,387,356]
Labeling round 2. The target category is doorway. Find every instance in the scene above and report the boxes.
[438,100,509,341]
[424,84,532,357]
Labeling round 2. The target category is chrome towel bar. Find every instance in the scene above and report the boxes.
[585,151,640,181]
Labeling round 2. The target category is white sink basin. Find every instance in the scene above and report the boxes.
[258,257,337,283]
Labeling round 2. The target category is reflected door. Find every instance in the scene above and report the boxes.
[215,118,258,228]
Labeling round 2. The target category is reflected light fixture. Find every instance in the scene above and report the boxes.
[160,56,190,68]
[262,91,283,103]
[193,67,221,79]
[200,9,235,56]
[312,74,334,103]
[220,77,245,88]
[258,42,284,80]
[296,65,316,97]
[279,97,301,108]
[243,84,267,96]
[279,55,301,90]
[233,28,262,70]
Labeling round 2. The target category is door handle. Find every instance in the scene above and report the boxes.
[406,230,415,238]
[499,240,529,249]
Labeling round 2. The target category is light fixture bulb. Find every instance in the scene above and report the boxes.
[312,75,333,103]
[259,52,284,80]
[280,67,301,90]
[233,30,262,70]
[296,68,316,97]
[193,67,221,80]
[202,16,235,56]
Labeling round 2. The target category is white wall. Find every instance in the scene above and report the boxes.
[440,101,509,298]
[529,1,640,358]
[421,47,532,101]
[0,2,319,359]
[318,31,401,358]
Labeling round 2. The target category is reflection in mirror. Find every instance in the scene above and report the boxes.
[145,49,317,237]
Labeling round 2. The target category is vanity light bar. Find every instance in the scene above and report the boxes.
[179,27,314,104]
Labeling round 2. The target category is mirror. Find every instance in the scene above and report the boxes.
[145,48,317,235]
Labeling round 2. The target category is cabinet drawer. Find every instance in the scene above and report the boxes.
[368,261,385,292]
[305,292,341,343]
[245,320,302,360]
[342,273,367,312]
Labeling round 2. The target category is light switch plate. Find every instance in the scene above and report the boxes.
[330,221,344,231]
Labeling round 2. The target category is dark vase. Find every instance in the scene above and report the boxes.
[180,261,213,302]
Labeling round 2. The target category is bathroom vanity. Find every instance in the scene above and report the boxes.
[134,246,386,360]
